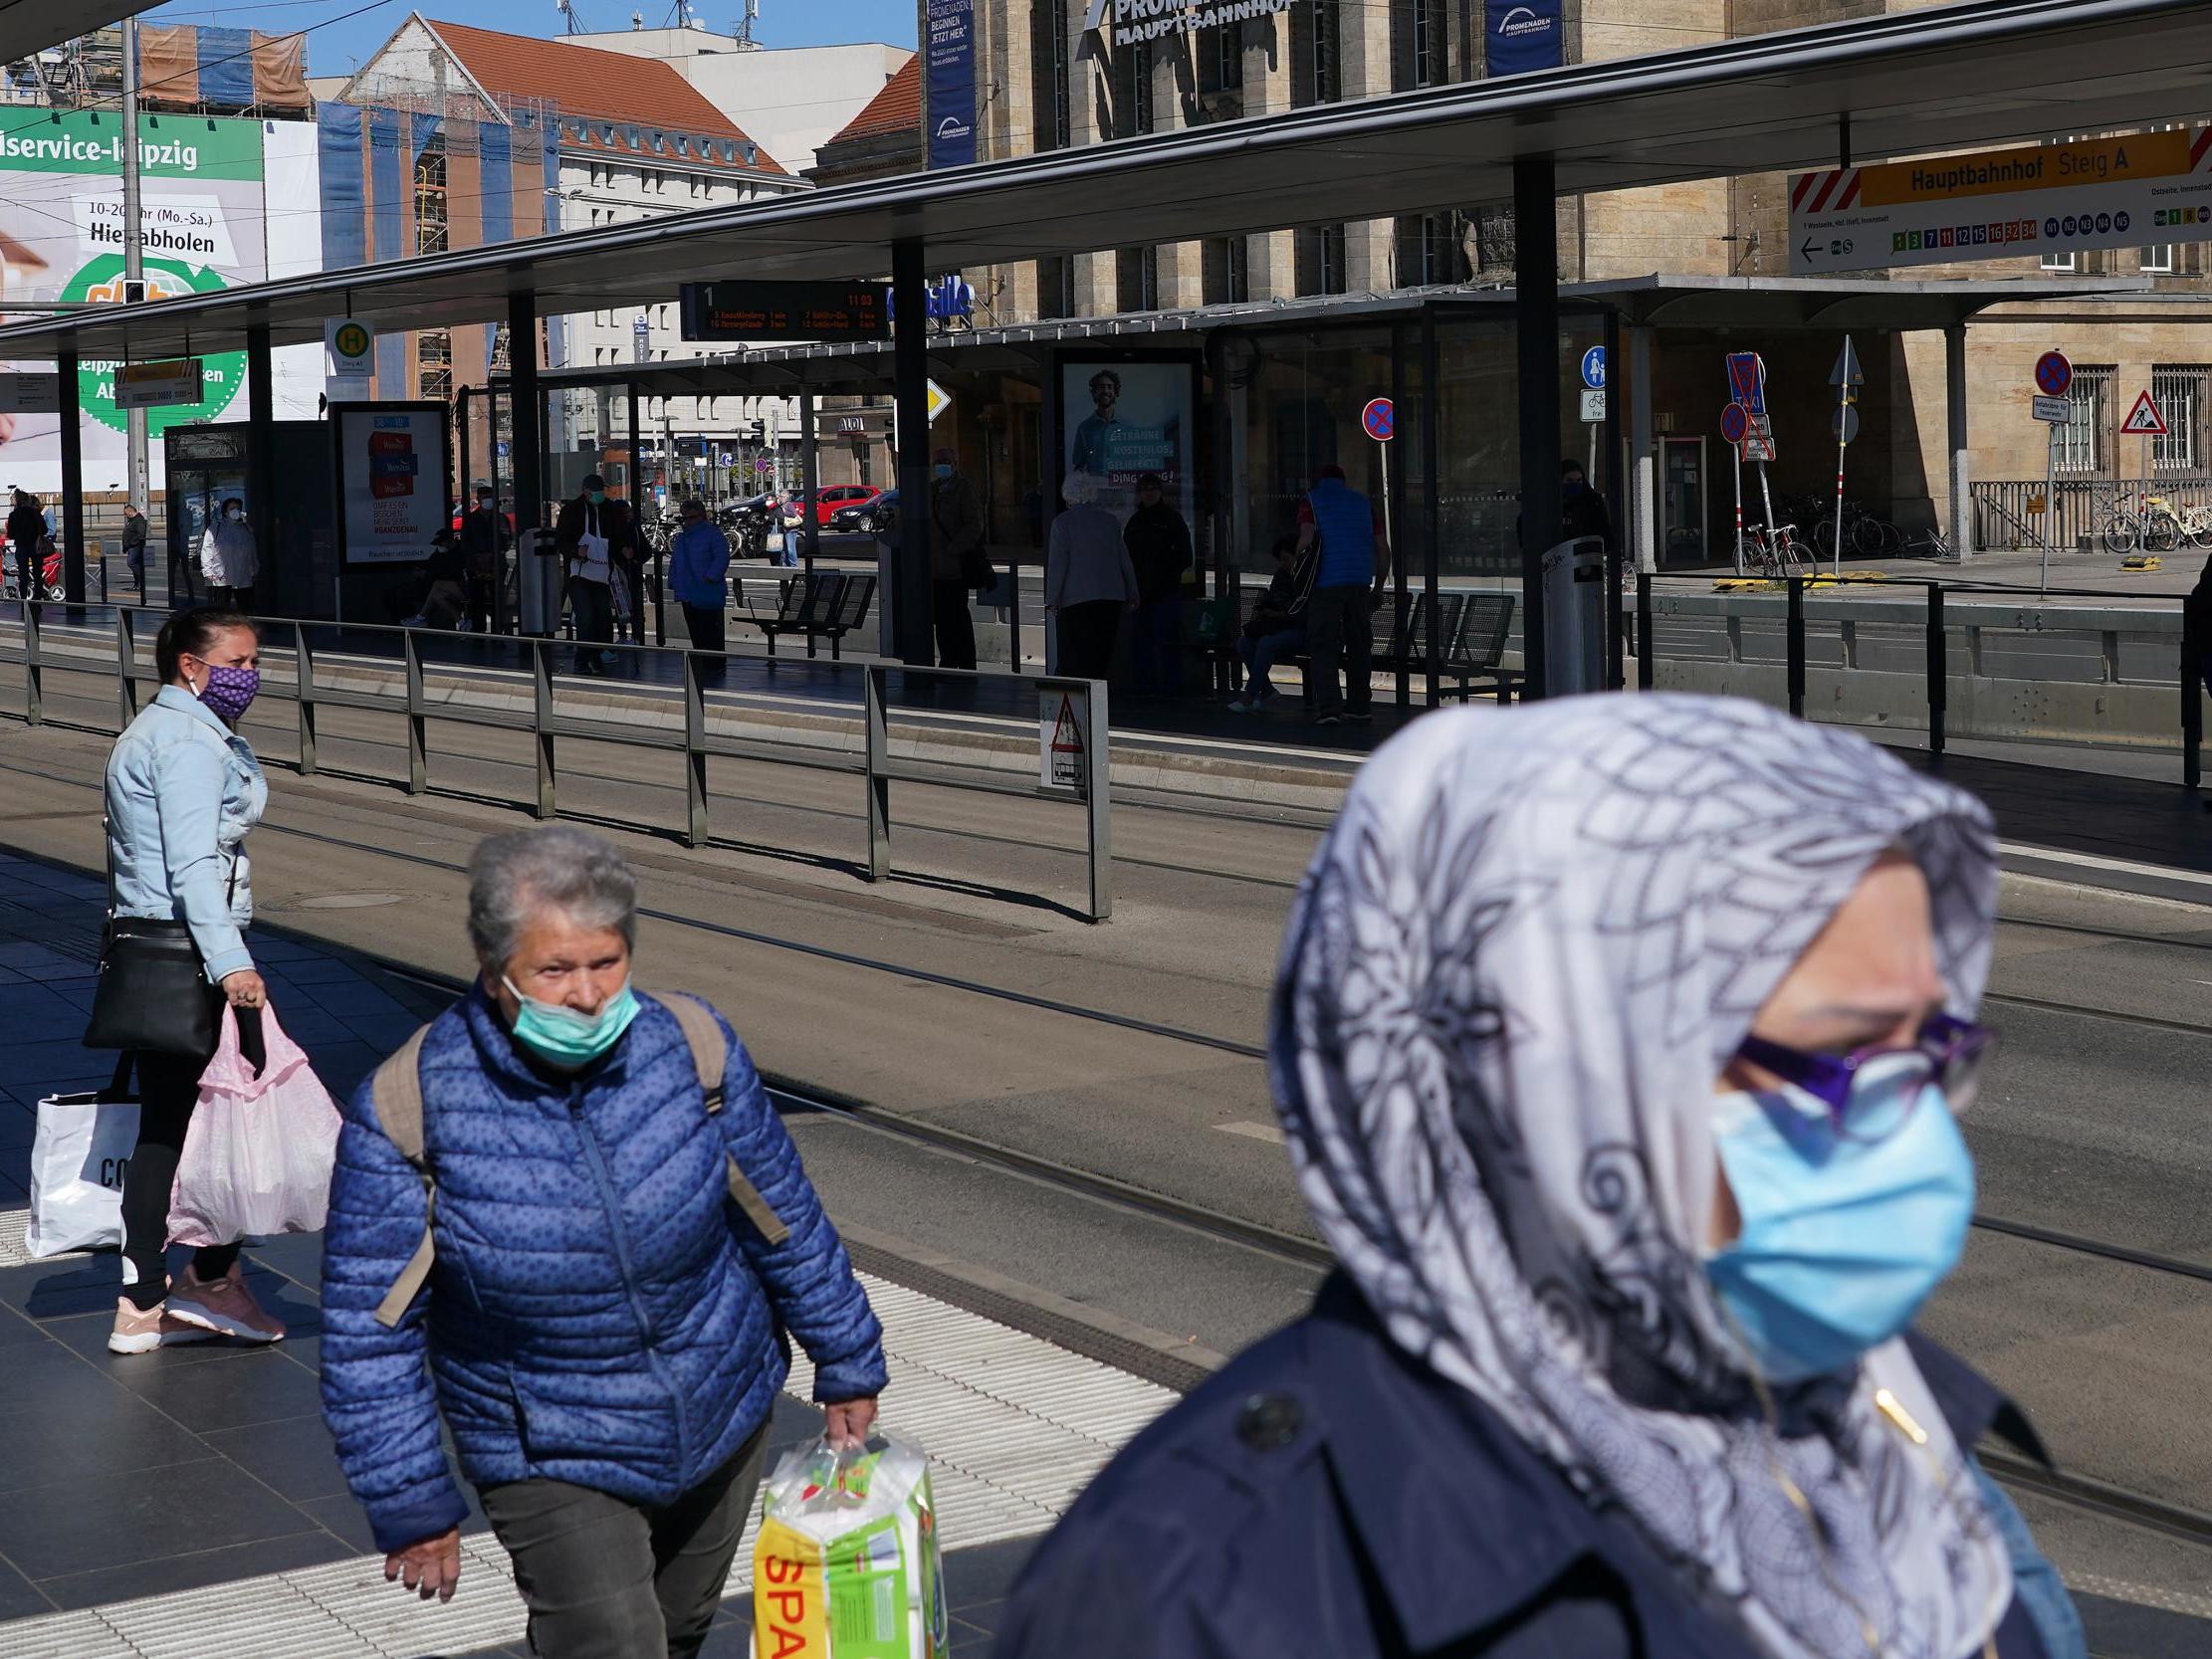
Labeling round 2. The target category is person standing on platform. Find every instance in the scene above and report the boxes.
[1122,473,1193,695]
[121,501,149,598]
[927,446,983,672]
[1562,458,1614,549]
[1046,473,1139,682]
[461,484,509,633]
[669,498,732,662]
[995,695,2088,1659]
[7,489,44,600]
[102,606,285,1353]
[554,474,629,677]
[1294,464,1389,727]
[200,498,259,612]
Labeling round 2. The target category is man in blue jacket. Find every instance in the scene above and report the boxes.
[321,826,886,1659]
[1293,463,1389,726]
[668,497,732,660]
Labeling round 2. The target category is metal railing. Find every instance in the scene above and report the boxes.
[1633,573,2203,788]
[1970,475,2212,553]
[3,601,1116,922]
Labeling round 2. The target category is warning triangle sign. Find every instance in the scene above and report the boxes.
[2121,390,2168,436]
[1051,697,1082,754]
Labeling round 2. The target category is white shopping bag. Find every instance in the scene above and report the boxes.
[574,529,612,586]
[754,1433,946,1659]
[168,1003,342,1247]
[28,1059,140,1258]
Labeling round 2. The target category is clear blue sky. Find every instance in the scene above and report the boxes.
[136,0,917,80]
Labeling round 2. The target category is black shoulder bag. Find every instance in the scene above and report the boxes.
[82,815,224,1060]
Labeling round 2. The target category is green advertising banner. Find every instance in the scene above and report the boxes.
[0,109,263,180]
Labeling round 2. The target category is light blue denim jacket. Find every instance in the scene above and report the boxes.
[105,686,267,983]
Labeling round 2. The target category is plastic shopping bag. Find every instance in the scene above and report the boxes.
[26,1059,139,1258]
[754,1433,946,1659]
[167,1004,342,1247]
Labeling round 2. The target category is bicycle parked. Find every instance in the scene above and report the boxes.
[1733,521,1810,579]
[2097,491,2188,556]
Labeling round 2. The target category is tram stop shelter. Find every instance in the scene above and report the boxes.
[1,0,2210,697]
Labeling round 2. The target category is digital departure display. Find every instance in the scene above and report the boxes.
[679,281,892,342]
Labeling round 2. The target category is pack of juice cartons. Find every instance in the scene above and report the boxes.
[754,1433,947,1659]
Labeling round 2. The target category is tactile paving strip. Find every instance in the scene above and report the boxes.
[0,1269,1177,1659]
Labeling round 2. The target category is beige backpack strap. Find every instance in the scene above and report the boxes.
[370,1025,437,1330]
[661,992,790,1249]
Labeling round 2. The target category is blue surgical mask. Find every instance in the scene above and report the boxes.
[502,975,639,1069]
[587,490,606,505]
[1704,1070,1974,1383]
[933,463,953,480]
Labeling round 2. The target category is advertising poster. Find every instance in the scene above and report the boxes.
[925,0,978,168]
[333,403,448,565]
[0,111,323,494]
[1058,354,1197,528]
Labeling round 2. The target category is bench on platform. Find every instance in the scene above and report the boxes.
[747,571,876,658]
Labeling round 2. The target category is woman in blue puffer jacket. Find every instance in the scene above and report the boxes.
[320,826,886,1659]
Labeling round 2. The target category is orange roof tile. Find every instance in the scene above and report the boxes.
[829,56,918,146]
[425,19,786,174]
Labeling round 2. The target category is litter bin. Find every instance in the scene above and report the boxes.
[515,528,564,637]
[1541,534,1608,698]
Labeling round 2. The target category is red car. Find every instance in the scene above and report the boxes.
[803,484,881,526]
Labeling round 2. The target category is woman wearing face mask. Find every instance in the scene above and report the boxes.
[199,497,259,611]
[102,608,283,1352]
[320,826,886,1658]
[996,695,2087,1659]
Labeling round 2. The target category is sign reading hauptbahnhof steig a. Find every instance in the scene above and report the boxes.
[1087,0,1291,47]
[1790,127,2212,276]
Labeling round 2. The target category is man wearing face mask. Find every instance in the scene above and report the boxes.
[320,827,886,1658]
[1561,457,1613,549]
[200,497,259,611]
[998,695,2086,1659]
[554,474,632,676]
[926,446,984,672]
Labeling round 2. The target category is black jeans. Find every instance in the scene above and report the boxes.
[481,1424,769,1659]
[932,579,978,671]
[680,602,726,657]
[168,550,199,604]
[466,576,495,633]
[208,584,254,614]
[571,578,614,673]
[1304,583,1374,717]
[1057,600,1123,681]
[119,1007,264,1311]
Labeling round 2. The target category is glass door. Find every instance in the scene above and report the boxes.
[1660,437,1707,567]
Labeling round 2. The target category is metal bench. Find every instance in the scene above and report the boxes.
[751,572,841,656]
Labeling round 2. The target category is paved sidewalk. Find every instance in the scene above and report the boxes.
[0,848,1160,1657]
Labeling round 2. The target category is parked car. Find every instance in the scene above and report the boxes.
[829,489,898,535]
[803,484,882,526]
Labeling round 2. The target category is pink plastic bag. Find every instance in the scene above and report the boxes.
[168,1003,343,1247]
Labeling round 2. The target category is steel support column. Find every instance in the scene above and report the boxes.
[247,322,276,607]
[510,291,545,546]
[1945,320,1972,560]
[1514,155,1560,699]
[59,350,85,603]
[892,239,932,665]
[1628,322,1657,575]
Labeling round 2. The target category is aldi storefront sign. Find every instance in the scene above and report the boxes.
[1087,0,1292,49]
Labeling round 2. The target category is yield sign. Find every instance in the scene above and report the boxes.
[2121,390,2167,436]
[1830,335,1865,388]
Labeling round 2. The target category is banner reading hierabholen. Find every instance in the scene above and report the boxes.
[925,0,977,168]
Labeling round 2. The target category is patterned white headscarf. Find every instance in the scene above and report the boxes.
[1271,694,2011,1659]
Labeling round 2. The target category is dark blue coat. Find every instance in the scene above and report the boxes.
[995,1277,2071,1659]
[320,988,886,1555]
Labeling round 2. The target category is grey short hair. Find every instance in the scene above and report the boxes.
[467,827,638,970]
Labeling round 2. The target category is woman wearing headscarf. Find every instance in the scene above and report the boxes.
[995,695,2086,1659]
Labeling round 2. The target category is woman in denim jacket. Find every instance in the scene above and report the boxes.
[103,607,285,1353]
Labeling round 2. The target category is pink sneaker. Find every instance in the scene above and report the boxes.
[165,1263,286,1344]
[109,1298,220,1354]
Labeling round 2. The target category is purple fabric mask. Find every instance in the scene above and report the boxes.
[196,665,260,722]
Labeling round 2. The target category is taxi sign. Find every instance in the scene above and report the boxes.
[1726,352,1766,416]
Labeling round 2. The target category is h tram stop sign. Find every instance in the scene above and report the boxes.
[1361,397,1395,442]
[1040,689,1089,793]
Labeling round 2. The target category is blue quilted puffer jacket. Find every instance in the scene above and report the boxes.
[320,986,887,1555]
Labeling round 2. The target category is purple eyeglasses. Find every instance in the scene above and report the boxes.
[1734,1011,1992,1141]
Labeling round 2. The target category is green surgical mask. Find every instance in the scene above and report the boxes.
[503,975,638,1069]
[588,490,607,505]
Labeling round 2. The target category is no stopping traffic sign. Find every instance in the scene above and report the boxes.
[1362,397,1395,442]
[2035,351,2073,398]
